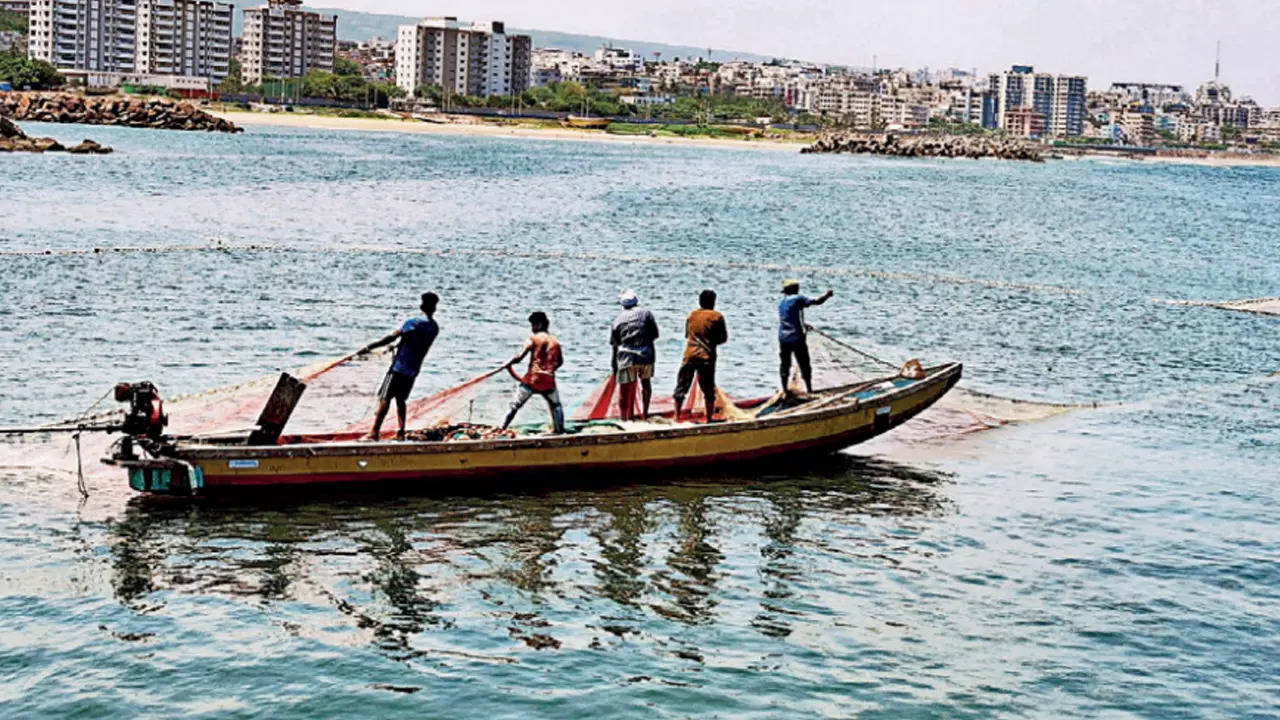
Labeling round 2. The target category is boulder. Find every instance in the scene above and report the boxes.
[0,115,24,139]
[0,92,242,133]
[67,139,113,154]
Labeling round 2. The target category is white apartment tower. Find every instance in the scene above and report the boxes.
[135,0,231,82]
[26,0,231,84]
[27,0,141,72]
[241,0,336,84]
[993,65,1086,138]
[395,16,532,98]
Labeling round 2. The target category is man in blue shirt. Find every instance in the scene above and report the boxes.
[360,292,440,440]
[778,279,833,394]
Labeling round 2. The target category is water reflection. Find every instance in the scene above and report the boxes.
[105,455,953,657]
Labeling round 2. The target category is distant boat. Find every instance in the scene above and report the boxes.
[565,115,611,129]
[105,363,962,495]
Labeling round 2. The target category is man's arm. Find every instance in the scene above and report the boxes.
[808,290,835,307]
[360,329,401,354]
[610,326,619,373]
[645,311,660,341]
[505,340,532,368]
[713,316,728,346]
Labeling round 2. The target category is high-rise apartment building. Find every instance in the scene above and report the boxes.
[135,0,231,83]
[1050,75,1087,137]
[241,0,336,84]
[992,65,1086,138]
[27,0,140,72]
[26,0,231,84]
[395,16,532,98]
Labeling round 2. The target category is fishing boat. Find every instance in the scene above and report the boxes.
[565,115,611,129]
[103,363,962,495]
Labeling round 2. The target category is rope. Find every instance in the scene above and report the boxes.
[70,388,113,425]
[806,327,899,369]
[74,432,87,498]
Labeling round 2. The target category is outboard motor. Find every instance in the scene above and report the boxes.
[114,382,167,438]
[112,382,167,460]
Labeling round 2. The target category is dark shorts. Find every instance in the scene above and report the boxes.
[674,358,716,401]
[378,370,416,403]
[780,338,811,370]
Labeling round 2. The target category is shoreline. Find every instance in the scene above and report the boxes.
[207,109,805,152]
[209,110,1280,167]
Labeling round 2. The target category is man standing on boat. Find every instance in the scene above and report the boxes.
[611,290,660,421]
[501,311,566,434]
[778,279,833,395]
[673,289,728,423]
[360,292,440,440]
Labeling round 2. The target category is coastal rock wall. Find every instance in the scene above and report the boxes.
[0,114,113,154]
[0,93,241,133]
[802,132,1043,162]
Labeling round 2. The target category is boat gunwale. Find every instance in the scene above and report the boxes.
[167,363,962,461]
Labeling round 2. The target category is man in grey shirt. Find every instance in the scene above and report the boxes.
[611,290,660,420]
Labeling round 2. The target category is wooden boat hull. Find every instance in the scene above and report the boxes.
[565,116,611,129]
[113,363,961,494]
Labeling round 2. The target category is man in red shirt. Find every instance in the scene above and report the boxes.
[501,311,566,434]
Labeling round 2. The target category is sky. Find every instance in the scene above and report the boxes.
[332,0,1279,105]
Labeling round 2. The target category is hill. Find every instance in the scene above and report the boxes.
[232,7,783,64]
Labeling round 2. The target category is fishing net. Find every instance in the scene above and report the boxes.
[572,327,1083,440]
[0,327,1086,482]
[1156,296,1280,317]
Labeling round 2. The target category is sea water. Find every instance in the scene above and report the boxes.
[0,122,1276,717]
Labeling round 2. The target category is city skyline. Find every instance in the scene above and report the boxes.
[337,0,1280,105]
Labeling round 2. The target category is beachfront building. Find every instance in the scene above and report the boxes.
[26,0,231,85]
[991,65,1086,138]
[1118,110,1154,146]
[134,0,232,84]
[1003,107,1046,139]
[395,16,532,98]
[1110,82,1188,109]
[594,45,642,73]
[27,0,141,72]
[240,0,336,84]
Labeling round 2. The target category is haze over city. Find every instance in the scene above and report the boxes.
[343,0,1280,104]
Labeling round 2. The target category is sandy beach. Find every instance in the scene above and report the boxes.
[208,109,805,152]
[208,109,1280,167]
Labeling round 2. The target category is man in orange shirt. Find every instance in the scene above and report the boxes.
[501,311,566,434]
[673,289,729,423]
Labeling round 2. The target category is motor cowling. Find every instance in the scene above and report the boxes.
[114,382,167,439]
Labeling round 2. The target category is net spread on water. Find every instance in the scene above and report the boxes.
[1155,296,1280,317]
[0,329,1082,480]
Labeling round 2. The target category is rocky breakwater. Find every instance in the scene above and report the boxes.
[0,114,112,154]
[0,93,241,133]
[802,132,1043,162]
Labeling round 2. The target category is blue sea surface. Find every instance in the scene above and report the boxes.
[0,122,1277,718]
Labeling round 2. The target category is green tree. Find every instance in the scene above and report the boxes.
[0,50,63,90]
[414,84,443,103]
[333,57,363,77]
[0,8,25,33]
